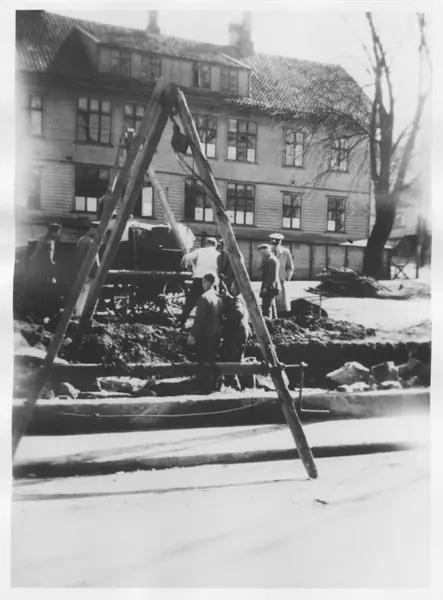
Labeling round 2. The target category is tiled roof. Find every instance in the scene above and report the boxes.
[16,11,367,121]
[16,10,244,71]
[232,53,369,121]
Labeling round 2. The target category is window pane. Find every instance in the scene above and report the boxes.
[226,197,235,211]
[246,186,254,198]
[195,207,204,221]
[101,100,111,114]
[142,186,153,217]
[229,71,238,93]
[78,97,88,110]
[90,99,99,112]
[124,104,133,116]
[248,121,257,134]
[30,111,42,135]
[86,197,98,212]
[135,105,145,118]
[30,95,42,109]
[228,119,237,132]
[245,212,254,225]
[205,208,213,222]
[283,217,291,229]
[99,169,109,180]
[75,196,86,211]
[228,145,237,160]
[238,121,247,133]
[227,183,235,195]
[227,211,235,223]
[246,199,254,214]
[206,143,216,158]
[236,211,245,225]
[237,140,247,161]
[247,148,255,162]
[292,217,301,229]
[327,220,336,232]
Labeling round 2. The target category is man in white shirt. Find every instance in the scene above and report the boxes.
[179,237,219,327]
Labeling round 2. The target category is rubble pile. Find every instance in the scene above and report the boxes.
[262,316,375,345]
[326,356,431,393]
[307,268,386,298]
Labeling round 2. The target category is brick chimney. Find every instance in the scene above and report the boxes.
[146,10,160,35]
[227,11,254,58]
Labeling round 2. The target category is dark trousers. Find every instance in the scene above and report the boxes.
[219,326,248,390]
[195,335,221,394]
[180,278,203,324]
[262,296,277,319]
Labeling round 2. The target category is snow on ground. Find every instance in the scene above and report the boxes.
[12,449,429,588]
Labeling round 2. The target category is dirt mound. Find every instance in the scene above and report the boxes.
[260,317,375,346]
[307,268,386,298]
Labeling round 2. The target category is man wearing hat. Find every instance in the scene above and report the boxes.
[257,244,280,319]
[179,237,219,327]
[269,233,294,316]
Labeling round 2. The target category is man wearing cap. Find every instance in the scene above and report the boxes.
[269,233,294,316]
[257,244,281,319]
[179,237,219,327]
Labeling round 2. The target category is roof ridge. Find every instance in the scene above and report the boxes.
[243,51,345,72]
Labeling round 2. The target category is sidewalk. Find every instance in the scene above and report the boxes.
[14,414,430,479]
[13,388,430,435]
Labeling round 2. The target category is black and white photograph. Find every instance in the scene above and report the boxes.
[8,1,436,590]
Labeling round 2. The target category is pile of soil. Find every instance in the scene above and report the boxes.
[260,316,375,346]
[307,268,386,298]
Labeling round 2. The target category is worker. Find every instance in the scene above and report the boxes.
[269,233,294,316]
[257,244,281,319]
[218,280,251,390]
[217,239,236,294]
[187,272,223,393]
[74,224,100,317]
[179,237,219,327]
[27,223,62,317]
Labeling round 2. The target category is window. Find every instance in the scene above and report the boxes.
[77,97,112,144]
[123,103,145,146]
[110,49,131,77]
[184,178,213,222]
[284,130,304,167]
[133,175,154,218]
[227,118,257,162]
[28,95,43,136]
[27,167,41,210]
[327,197,345,232]
[141,55,161,81]
[226,182,255,225]
[75,166,109,213]
[331,137,349,172]
[220,68,239,94]
[193,62,211,89]
[186,114,217,158]
[282,193,301,229]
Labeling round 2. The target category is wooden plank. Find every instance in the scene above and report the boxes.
[73,82,179,341]
[11,80,175,457]
[176,90,317,479]
[147,167,187,253]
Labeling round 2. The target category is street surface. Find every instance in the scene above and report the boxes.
[12,449,429,588]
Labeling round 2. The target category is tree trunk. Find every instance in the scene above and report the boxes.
[363,193,396,278]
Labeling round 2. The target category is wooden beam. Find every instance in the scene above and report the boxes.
[73,82,179,342]
[176,91,317,479]
[309,243,314,280]
[147,167,187,254]
[11,80,176,457]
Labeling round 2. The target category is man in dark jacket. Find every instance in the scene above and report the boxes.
[187,273,223,392]
[218,281,251,390]
[257,244,281,319]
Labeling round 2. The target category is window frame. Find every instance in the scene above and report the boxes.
[27,166,42,210]
[330,137,349,173]
[192,62,211,89]
[282,193,302,230]
[74,165,110,214]
[227,118,257,163]
[220,68,239,94]
[326,196,346,233]
[110,48,132,77]
[283,129,304,168]
[186,113,217,159]
[77,97,112,145]
[123,103,145,135]
[133,174,154,219]
[141,54,161,82]
[184,177,214,223]
[28,94,43,137]
[226,182,255,226]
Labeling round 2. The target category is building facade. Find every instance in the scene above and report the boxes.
[15,10,372,279]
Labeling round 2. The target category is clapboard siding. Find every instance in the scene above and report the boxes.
[41,163,74,214]
[329,245,346,269]
[348,247,364,272]
[290,243,310,279]
[313,245,327,276]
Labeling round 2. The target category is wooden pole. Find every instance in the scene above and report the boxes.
[176,91,318,479]
[148,166,187,253]
[11,80,176,457]
[73,82,178,343]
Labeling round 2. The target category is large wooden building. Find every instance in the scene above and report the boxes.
[15,10,372,278]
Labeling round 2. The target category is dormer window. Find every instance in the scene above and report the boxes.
[193,62,211,89]
[141,55,161,82]
[110,49,131,77]
[220,68,239,94]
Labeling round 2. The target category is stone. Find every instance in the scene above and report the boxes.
[371,361,399,383]
[397,357,421,377]
[337,381,372,393]
[327,362,370,386]
[78,391,132,399]
[58,381,79,399]
[379,380,402,390]
[100,377,135,395]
